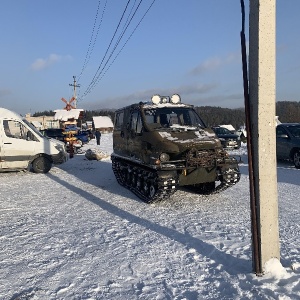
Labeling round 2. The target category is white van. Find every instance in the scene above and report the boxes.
[0,107,68,173]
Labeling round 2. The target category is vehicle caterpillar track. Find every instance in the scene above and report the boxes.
[112,155,177,203]
[111,94,241,203]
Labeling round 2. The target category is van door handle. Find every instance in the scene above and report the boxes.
[4,142,12,144]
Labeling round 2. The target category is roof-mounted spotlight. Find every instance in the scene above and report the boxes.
[161,96,169,104]
[171,94,181,104]
[151,94,161,104]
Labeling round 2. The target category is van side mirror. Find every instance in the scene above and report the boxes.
[27,131,35,141]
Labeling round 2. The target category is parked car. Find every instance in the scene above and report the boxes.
[81,129,94,140]
[41,128,82,152]
[211,126,241,149]
[40,128,65,142]
[62,126,90,146]
[276,123,300,168]
[74,130,90,146]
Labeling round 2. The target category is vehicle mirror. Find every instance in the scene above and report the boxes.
[277,134,288,139]
[27,131,35,141]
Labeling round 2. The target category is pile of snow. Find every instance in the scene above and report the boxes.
[1,134,300,299]
[264,258,288,280]
[85,148,109,161]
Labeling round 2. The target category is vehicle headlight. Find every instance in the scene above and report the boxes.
[159,153,170,162]
[151,94,181,105]
[151,94,161,104]
[161,97,169,103]
[170,94,181,104]
[55,144,64,151]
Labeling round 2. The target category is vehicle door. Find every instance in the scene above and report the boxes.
[276,126,291,159]
[127,110,143,160]
[1,119,38,169]
[113,110,127,155]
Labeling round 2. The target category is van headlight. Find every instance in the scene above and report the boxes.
[55,144,64,151]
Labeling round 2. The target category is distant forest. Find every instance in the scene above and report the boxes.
[33,100,300,129]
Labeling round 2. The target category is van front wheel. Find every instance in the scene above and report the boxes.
[32,156,52,173]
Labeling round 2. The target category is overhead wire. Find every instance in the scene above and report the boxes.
[78,0,157,102]
[81,0,133,98]
[83,0,146,96]
[77,0,108,82]
[88,0,157,92]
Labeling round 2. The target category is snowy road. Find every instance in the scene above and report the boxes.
[1,134,300,299]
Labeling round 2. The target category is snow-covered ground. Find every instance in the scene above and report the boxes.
[1,133,300,300]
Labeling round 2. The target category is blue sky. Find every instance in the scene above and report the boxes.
[0,1,299,115]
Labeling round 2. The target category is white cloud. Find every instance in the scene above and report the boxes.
[189,52,241,76]
[30,54,72,71]
[82,83,218,110]
[0,89,12,98]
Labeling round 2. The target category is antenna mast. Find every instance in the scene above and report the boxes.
[69,76,80,108]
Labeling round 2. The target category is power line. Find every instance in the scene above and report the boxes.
[77,0,108,82]
[88,0,157,95]
[84,0,145,96]
[78,0,157,102]
[82,0,133,97]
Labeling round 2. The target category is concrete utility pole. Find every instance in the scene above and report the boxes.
[69,76,80,108]
[249,0,280,273]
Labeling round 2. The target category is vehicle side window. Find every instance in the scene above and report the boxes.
[288,126,300,138]
[276,127,287,137]
[130,111,142,134]
[3,120,13,137]
[3,120,36,141]
[115,111,124,130]
[136,114,143,134]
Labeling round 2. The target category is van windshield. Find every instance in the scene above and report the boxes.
[143,107,205,129]
[23,119,44,138]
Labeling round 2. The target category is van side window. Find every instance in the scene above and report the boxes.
[3,120,36,141]
[3,120,13,137]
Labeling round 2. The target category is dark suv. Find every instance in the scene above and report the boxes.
[211,126,241,149]
[276,123,300,168]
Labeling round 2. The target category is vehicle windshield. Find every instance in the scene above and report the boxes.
[213,127,232,134]
[23,119,44,138]
[143,107,205,129]
[286,124,300,138]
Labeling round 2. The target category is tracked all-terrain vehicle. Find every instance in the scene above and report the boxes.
[111,94,240,203]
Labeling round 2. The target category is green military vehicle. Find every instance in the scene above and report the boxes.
[111,94,240,203]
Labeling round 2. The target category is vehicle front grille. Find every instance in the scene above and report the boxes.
[185,148,226,168]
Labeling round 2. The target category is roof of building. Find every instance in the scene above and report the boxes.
[54,109,84,121]
[31,120,42,128]
[93,116,114,128]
